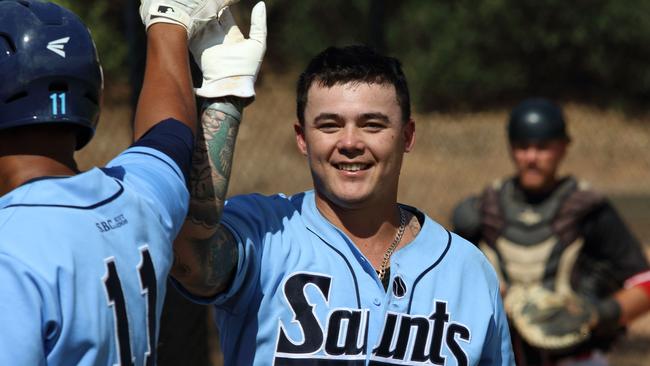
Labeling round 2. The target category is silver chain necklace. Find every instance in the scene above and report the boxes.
[377,207,407,281]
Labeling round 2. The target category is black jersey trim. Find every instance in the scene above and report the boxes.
[19,175,73,187]
[122,151,183,181]
[3,180,124,210]
[406,230,452,313]
[307,227,362,309]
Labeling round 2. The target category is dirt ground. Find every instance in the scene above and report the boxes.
[76,75,650,364]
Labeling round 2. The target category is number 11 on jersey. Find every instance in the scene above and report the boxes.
[103,245,157,366]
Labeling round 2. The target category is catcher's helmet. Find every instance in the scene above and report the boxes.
[508,98,570,143]
[0,0,103,150]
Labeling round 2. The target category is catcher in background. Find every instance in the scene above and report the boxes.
[452,97,650,366]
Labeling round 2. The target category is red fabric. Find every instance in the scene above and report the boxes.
[625,270,650,299]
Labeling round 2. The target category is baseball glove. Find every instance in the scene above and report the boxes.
[505,285,596,352]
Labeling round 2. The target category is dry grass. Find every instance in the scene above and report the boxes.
[76,74,650,365]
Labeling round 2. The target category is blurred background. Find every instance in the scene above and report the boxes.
[54,0,649,364]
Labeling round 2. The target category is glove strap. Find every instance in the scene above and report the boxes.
[146,3,192,33]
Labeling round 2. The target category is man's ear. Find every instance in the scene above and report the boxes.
[294,122,308,156]
[403,119,415,152]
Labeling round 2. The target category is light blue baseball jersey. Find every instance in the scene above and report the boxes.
[0,121,191,365]
[186,190,514,365]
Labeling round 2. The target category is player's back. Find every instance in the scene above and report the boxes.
[0,163,183,365]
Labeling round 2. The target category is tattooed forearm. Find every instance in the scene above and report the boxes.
[201,225,238,291]
[188,99,243,229]
[172,99,244,295]
[172,224,238,295]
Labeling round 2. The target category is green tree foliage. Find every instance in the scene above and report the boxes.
[254,0,370,70]
[50,0,127,82]
[264,0,650,111]
[51,0,650,110]
[388,0,650,110]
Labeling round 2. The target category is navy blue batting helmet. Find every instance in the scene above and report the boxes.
[0,0,103,150]
[508,98,570,143]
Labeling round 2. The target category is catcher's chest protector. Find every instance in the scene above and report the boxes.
[478,177,603,293]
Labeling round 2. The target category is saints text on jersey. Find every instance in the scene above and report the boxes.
[273,272,471,365]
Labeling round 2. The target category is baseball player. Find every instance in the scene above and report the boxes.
[169,5,515,364]
[0,0,231,364]
[452,98,650,365]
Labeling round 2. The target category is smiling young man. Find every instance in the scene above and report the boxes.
[172,41,514,365]
[452,98,650,366]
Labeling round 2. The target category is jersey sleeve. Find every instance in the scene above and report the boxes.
[105,119,193,237]
[209,194,291,310]
[582,200,649,283]
[478,288,515,366]
[0,254,54,365]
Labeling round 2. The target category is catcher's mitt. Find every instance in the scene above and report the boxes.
[505,285,596,352]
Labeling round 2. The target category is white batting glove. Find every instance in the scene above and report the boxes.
[140,0,240,38]
[190,2,267,99]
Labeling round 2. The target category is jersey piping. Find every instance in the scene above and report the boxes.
[407,230,452,313]
[1,179,124,210]
[308,226,363,309]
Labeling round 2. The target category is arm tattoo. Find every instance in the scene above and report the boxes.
[176,98,244,294]
[188,100,242,229]
[192,225,238,293]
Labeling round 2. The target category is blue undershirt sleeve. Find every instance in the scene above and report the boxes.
[131,119,194,183]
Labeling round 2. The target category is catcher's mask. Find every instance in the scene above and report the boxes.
[508,98,570,144]
[0,0,103,150]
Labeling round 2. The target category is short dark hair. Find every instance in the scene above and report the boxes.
[296,45,411,125]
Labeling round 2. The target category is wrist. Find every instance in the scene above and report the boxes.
[195,76,257,100]
[593,297,621,336]
[142,2,192,37]
[201,99,244,122]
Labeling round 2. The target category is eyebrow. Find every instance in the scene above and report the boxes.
[313,112,391,123]
[359,112,390,123]
[313,113,342,123]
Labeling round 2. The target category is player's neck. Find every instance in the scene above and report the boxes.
[0,155,78,195]
[0,125,79,195]
[315,193,406,250]
[316,193,394,229]
[0,127,79,195]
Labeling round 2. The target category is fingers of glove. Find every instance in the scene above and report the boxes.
[175,0,239,19]
[195,41,262,98]
[248,2,267,47]
[219,8,245,43]
[190,2,266,98]
[187,0,241,37]
[189,18,226,66]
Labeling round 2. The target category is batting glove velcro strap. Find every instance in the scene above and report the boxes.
[190,2,267,99]
[140,0,240,38]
